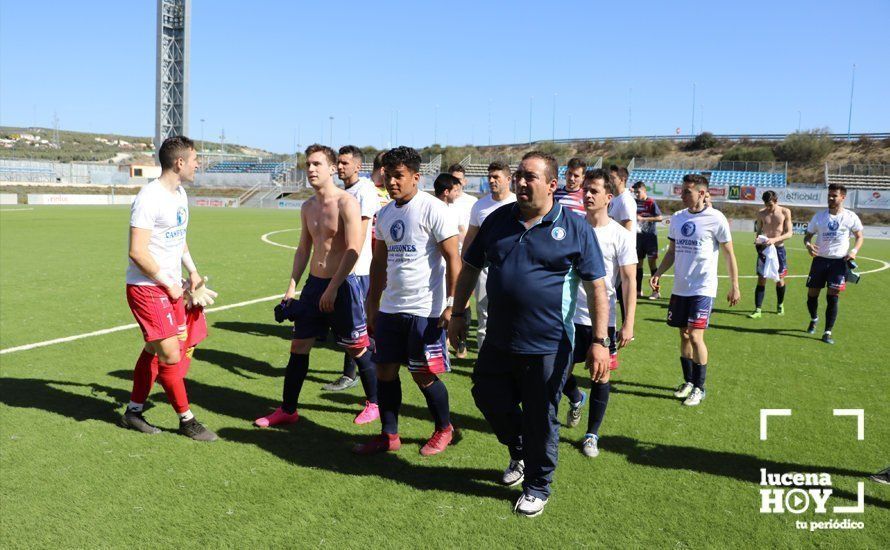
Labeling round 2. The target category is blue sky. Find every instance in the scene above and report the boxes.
[1,0,888,153]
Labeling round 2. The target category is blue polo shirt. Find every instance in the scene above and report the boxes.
[464,201,606,354]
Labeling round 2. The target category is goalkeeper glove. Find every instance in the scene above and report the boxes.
[186,277,218,309]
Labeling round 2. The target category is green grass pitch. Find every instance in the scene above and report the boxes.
[1,205,888,548]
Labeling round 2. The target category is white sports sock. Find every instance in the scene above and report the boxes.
[179,409,194,422]
[127,401,144,412]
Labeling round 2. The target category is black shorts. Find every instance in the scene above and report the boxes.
[806,257,847,291]
[571,324,617,368]
[637,232,658,259]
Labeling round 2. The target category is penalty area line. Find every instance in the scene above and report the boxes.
[0,293,293,356]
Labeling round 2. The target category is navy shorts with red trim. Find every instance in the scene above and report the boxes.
[571,324,618,370]
[372,312,450,374]
[776,246,788,278]
[292,274,370,349]
[806,257,847,291]
[756,245,788,279]
[667,295,714,329]
[637,232,659,259]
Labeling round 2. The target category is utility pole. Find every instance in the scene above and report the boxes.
[847,64,856,140]
[488,99,493,146]
[628,88,632,138]
[329,116,334,147]
[528,96,534,144]
[691,83,696,136]
[552,93,557,141]
[434,104,439,145]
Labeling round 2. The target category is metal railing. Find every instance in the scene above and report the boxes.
[633,158,786,174]
[825,163,890,177]
[494,132,890,147]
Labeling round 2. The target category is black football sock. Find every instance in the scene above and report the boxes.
[353,352,377,404]
[754,285,765,309]
[586,382,611,436]
[776,285,786,307]
[342,353,357,379]
[562,373,583,405]
[807,296,819,320]
[378,378,402,434]
[693,363,708,390]
[825,295,839,332]
[282,353,309,414]
[419,378,451,430]
[681,357,694,383]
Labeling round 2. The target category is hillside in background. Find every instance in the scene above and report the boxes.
[0,126,285,164]
[2,127,889,184]
[415,131,890,184]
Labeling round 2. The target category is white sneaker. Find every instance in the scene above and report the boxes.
[683,387,706,406]
[673,382,694,399]
[565,390,586,428]
[501,459,525,487]
[582,434,599,457]
[514,493,548,517]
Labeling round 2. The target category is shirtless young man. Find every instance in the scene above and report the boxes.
[749,191,793,318]
[255,144,378,427]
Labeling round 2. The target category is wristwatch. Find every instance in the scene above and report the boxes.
[593,336,611,348]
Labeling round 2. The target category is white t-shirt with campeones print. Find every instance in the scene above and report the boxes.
[126,180,189,286]
[375,190,459,317]
[668,207,732,298]
[807,209,863,259]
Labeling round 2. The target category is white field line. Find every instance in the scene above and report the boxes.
[260,227,890,279]
[659,247,890,279]
[0,208,34,212]
[260,228,298,250]
[1,228,302,355]
[0,293,291,356]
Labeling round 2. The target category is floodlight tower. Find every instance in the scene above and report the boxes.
[155,0,190,148]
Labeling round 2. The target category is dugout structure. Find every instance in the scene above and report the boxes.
[155,0,190,148]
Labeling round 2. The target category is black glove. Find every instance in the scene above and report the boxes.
[274,299,300,323]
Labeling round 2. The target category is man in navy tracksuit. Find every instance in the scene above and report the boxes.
[449,151,609,518]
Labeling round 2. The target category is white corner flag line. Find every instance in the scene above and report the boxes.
[0,294,291,355]
[759,409,792,440]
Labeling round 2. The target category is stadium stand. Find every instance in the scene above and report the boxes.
[206,161,290,177]
[629,168,786,188]
[825,164,890,189]
[628,159,787,188]
[0,165,55,182]
[360,154,442,176]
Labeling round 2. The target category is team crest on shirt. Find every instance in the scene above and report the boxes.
[681,221,696,237]
[551,227,566,241]
[827,220,840,231]
[390,220,405,242]
[176,207,187,226]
